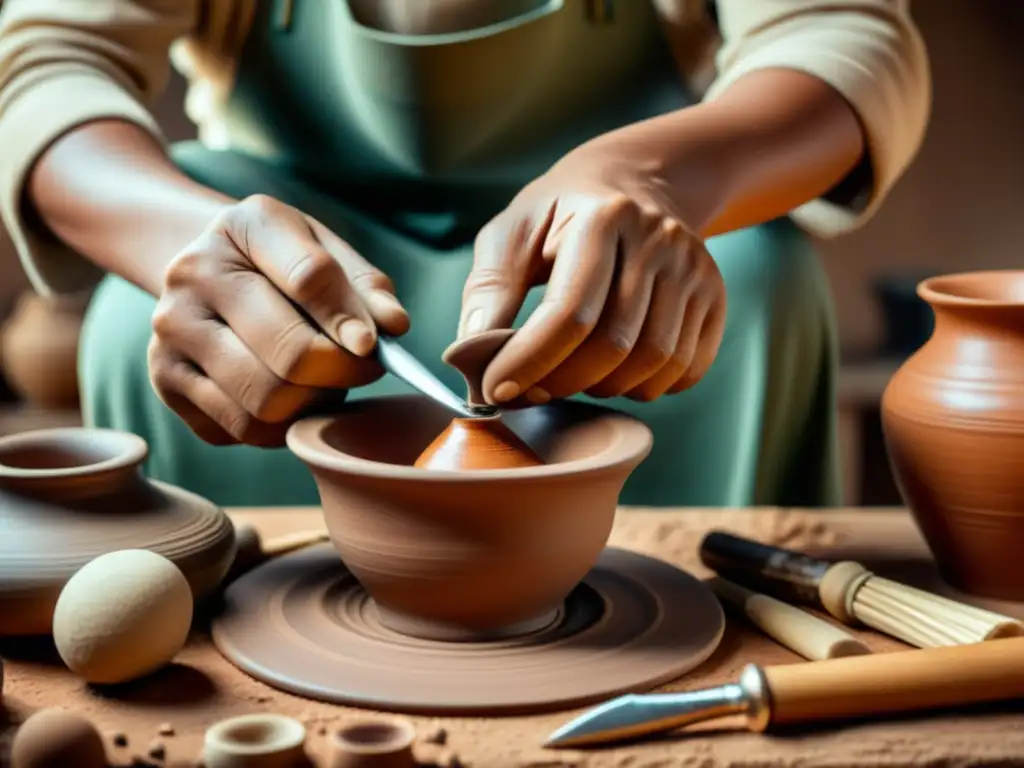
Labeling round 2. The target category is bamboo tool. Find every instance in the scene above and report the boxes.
[545,636,1024,748]
[700,531,1024,648]
[229,525,330,578]
[709,577,871,660]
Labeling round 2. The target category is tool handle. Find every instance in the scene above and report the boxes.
[261,528,330,557]
[764,636,1024,727]
[710,578,870,661]
[230,525,329,577]
[700,531,830,607]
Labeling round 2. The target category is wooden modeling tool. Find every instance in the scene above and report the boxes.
[700,531,1024,648]
[709,577,870,660]
[545,636,1024,748]
[229,524,330,578]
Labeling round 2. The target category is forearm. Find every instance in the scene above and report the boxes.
[583,68,866,238]
[27,120,232,296]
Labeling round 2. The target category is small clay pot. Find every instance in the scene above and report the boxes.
[413,414,543,470]
[0,290,89,409]
[327,718,415,768]
[441,328,515,406]
[883,271,1024,599]
[203,714,308,768]
[287,395,652,641]
[0,427,235,635]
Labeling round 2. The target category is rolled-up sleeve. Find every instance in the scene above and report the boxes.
[0,0,196,295]
[705,0,931,239]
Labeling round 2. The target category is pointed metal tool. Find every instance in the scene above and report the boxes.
[546,638,1024,749]
[544,666,770,749]
[375,335,496,419]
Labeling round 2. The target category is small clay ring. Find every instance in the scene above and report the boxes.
[202,714,307,768]
[327,717,416,768]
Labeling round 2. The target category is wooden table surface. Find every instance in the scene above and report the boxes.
[3,506,1024,768]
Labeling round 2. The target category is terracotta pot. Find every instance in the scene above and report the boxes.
[413,415,543,470]
[0,290,89,409]
[0,427,236,635]
[287,395,652,641]
[882,270,1024,600]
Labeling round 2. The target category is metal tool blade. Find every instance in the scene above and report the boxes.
[376,335,496,419]
[545,667,771,748]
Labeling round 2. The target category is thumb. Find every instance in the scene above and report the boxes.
[458,222,531,339]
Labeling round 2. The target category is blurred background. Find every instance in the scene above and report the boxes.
[1,0,1021,506]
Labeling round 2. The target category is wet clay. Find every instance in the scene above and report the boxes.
[413,416,543,470]
[417,329,542,470]
[883,271,1024,600]
[441,328,516,406]
[0,427,235,635]
[211,544,724,714]
[286,395,651,639]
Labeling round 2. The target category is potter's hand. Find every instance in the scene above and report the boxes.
[458,156,726,405]
[149,195,410,446]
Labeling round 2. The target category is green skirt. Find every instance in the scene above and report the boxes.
[80,143,841,508]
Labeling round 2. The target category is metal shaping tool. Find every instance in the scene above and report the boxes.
[545,637,1024,748]
[375,335,496,419]
[545,667,769,749]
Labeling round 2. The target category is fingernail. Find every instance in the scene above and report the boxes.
[460,308,486,337]
[367,291,410,334]
[524,387,551,405]
[338,318,375,356]
[492,381,521,402]
[368,290,407,317]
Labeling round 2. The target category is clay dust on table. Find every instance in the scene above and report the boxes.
[3,509,1024,767]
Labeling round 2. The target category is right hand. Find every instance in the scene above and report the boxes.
[149,194,410,447]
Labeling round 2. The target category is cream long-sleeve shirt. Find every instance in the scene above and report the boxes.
[0,0,930,296]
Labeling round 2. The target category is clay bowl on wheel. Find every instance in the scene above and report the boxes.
[286,395,652,641]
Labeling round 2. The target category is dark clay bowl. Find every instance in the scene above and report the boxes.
[286,395,652,641]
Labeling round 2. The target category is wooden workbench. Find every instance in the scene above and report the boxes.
[2,507,1023,767]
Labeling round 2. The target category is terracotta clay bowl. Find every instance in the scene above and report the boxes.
[286,395,652,641]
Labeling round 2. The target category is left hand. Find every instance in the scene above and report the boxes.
[457,151,727,406]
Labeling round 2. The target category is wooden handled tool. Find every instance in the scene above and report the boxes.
[228,524,330,579]
[700,531,1024,648]
[545,636,1024,748]
[710,577,871,660]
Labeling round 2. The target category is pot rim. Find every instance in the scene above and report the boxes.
[0,427,147,480]
[919,270,1024,308]
[203,714,306,757]
[331,717,416,756]
[286,396,653,482]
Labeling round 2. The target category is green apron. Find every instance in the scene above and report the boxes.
[80,0,841,508]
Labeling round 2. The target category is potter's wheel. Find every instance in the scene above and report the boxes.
[212,545,725,715]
